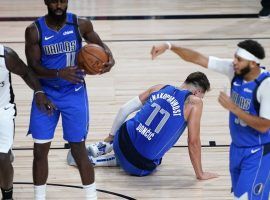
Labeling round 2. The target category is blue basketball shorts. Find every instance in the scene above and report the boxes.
[113,123,157,176]
[28,83,89,142]
[230,142,270,200]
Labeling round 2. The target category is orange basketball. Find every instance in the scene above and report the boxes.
[77,44,109,75]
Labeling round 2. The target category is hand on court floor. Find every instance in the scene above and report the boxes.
[104,134,114,143]
[100,52,115,74]
[58,66,85,84]
[35,93,56,115]
[197,172,219,180]
[151,43,169,60]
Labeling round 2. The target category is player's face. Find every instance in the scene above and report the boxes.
[45,0,68,20]
[233,54,251,77]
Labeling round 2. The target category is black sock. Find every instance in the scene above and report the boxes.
[1,187,13,200]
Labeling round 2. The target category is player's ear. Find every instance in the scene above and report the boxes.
[193,89,201,97]
[250,60,259,69]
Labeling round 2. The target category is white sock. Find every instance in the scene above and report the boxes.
[34,184,46,200]
[91,154,118,167]
[83,183,97,200]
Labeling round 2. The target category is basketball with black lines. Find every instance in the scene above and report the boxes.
[77,43,109,75]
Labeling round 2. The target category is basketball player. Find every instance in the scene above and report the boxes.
[68,72,218,180]
[0,44,53,200]
[151,40,270,199]
[25,0,115,199]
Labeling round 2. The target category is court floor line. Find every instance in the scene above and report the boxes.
[14,182,136,200]
[12,144,230,151]
[0,13,258,22]
[1,37,270,44]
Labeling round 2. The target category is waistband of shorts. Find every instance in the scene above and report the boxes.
[118,122,157,171]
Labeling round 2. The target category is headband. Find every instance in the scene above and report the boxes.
[236,48,260,64]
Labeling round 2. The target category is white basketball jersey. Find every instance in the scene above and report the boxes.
[0,44,13,108]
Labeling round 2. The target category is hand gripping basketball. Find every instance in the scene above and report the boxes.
[77,43,109,75]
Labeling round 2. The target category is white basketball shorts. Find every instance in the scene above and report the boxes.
[0,103,15,153]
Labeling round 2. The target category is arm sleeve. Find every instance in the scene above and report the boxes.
[110,96,143,136]
[257,78,270,120]
[208,56,235,80]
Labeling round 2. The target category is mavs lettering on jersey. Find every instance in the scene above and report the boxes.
[35,13,82,87]
[230,72,270,147]
[126,85,191,160]
[149,93,182,116]
[231,91,251,111]
[135,92,182,141]
[43,40,77,55]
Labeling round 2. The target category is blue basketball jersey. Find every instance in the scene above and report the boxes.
[35,13,82,87]
[230,71,270,147]
[126,85,191,160]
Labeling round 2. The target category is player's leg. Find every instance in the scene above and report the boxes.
[0,150,14,200]
[69,141,96,200]
[28,97,59,200]
[112,123,155,176]
[69,141,94,184]
[233,145,270,200]
[62,85,97,199]
[0,104,16,200]
[229,144,241,196]
[254,143,270,200]
[33,142,51,185]
[33,142,52,200]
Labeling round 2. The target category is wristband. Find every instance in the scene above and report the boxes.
[34,90,45,95]
[166,42,172,50]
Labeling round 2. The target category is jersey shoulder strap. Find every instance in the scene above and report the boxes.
[254,71,270,114]
[34,18,43,48]
[66,13,82,44]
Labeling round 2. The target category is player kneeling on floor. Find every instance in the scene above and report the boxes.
[67,72,218,180]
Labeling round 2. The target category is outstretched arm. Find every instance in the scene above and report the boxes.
[79,18,115,74]
[151,42,209,68]
[104,84,166,143]
[5,46,55,114]
[186,96,218,180]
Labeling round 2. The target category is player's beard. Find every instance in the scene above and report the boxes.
[48,7,67,22]
[236,64,251,77]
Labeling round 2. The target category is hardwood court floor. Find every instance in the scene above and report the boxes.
[0,0,269,199]
[13,147,230,200]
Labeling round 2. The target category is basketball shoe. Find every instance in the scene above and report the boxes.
[67,149,97,167]
[90,154,119,167]
[66,149,76,166]
[87,141,113,158]
[259,8,270,19]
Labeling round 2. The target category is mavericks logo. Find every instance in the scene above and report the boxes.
[43,40,77,55]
